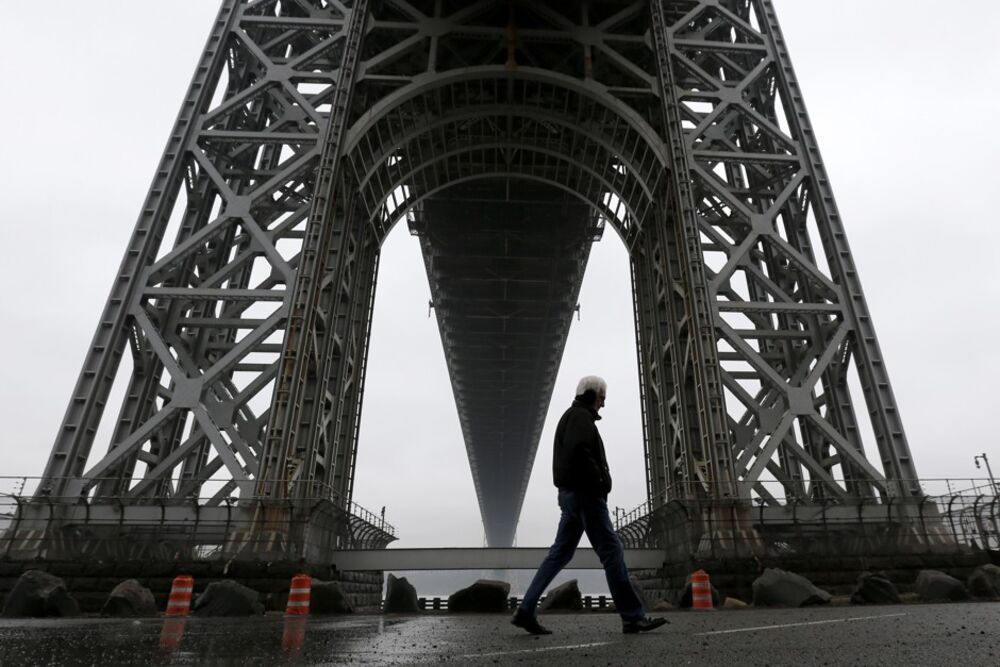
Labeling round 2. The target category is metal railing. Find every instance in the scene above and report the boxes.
[413,595,615,612]
[613,478,1000,559]
[0,477,395,562]
[4,476,998,563]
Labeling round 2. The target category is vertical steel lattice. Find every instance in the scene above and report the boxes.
[36,0,919,556]
[38,1,377,513]
[644,0,918,504]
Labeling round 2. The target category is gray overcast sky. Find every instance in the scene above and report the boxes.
[0,2,997,549]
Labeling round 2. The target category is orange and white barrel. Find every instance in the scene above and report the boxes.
[159,617,187,652]
[286,574,312,616]
[165,575,195,617]
[282,616,308,656]
[691,569,714,610]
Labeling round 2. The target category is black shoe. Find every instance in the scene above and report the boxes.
[622,616,669,634]
[511,608,553,635]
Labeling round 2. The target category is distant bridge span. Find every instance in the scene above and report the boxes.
[329,548,666,572]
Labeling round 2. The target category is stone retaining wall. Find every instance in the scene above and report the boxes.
[0,561,383,614]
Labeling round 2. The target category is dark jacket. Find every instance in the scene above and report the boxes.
[552,400,612,496]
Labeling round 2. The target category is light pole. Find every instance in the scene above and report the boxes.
[974,453,998,495]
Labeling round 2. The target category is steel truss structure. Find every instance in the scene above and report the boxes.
[27,0,920,556]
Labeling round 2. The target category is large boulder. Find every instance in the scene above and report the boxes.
[916,570,969,602]
[967,564,1000,598]
[850,572,900,605]
[651,598,674,612]
[752,568,831,607]
[540,579,582,611]
[101,579,158,617]
[448,579,510,613]
[1,570,79,618]
[192,580,264,616]
[383,574,420,613]
[311,579,353,614]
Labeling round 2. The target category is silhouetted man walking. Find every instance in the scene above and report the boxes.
[512,376,667,635]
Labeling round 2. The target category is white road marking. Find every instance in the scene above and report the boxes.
[695,612,908,636]
[456,641,611,659]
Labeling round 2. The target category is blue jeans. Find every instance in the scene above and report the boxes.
[520,489,644,622]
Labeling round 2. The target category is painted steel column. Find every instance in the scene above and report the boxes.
[632,241,682,503]
[40,0,241,498]
[257,0,371,501]
[329,231,381,503]
[754,0,918,495]
[649,1,740,500]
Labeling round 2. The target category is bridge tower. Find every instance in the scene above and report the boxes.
[20,0,922,561]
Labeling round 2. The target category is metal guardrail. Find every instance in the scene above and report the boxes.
[0,477,395,561]
[613,478,1000,558]
[3,476,998,563]
[415,595,614,612]
[328,547,664,571]
[0,476,395,538]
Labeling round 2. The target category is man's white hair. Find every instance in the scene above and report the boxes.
[575,375,608,397]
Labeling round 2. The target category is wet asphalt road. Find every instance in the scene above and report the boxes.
[0,603,997,666]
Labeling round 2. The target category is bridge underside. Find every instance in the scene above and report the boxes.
[23,0,927,566]
[411,181,600,546]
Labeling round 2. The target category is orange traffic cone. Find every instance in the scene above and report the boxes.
[691,570,714,610]
[286,574,312,615]
[165,575,195,617]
